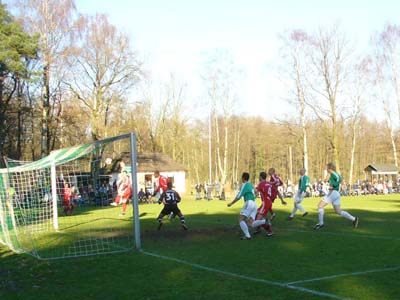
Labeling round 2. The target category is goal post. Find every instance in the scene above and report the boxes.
[130,132,141,250]
[0,132,141,259]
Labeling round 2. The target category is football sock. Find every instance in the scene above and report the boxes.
[340,210,355,221]
[239,220,251,238]
[318,207,324,224]
[122,203,127,213]
[180,216,185,223]
[262,223,272,233]
[297,203,306,213]
[252,219,266,227]
[291,206,298,217]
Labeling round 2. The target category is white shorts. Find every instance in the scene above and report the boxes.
[322,190,341,206]
[240,200,257,220]
[294,191,306,203]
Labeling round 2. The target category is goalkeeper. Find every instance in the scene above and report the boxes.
[156,182,188,230]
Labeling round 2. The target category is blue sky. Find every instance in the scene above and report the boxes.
[77,0,400,119]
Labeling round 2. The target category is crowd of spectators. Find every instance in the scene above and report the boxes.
[281,177,400,198]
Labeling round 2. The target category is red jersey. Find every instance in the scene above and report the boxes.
[155,175,168,193]
[270,174,283,187]
[270,174,283,202]
[257,180,273,204]
[63,187,72,205]
[118,176,132,199]
[256,180,273,216]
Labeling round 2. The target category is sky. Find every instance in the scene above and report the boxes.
[77,0,400,120]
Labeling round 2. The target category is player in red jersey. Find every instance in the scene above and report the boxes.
[154,170,168,203]
[254,172,274,236]
[118,171,132,216]
[63,183,74,215]
[268,168,287,220]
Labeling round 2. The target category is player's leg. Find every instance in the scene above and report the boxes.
[156,207,168,230]
[238,214,251,239]
[333,204,359,228]
[111,195,120,206]
[314,198,329,229]
[278,191,287,205]
[288,196,298,220]
[69,201,74,215]
[174,207,188,230]
[269,204,275,220]
[120,198,127,216]
[251,202,267,228]
[260,201,273,236]
[294,193,307,217]
[238,201,254,239]
[253,212,263,234]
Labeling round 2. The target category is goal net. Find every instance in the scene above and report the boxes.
[0,133,140,259]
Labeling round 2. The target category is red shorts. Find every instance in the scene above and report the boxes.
[257,200,272,217]
[63,198,72,206]
[122,188,132,199]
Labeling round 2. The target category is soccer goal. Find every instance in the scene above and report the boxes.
[0,133,141,259]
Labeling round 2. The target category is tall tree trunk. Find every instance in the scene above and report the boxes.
[349,120,357,185]
[16,79,23,159]
[300,95,309,172]
[330,97,340,172]
[383,101,399,167]
[41,63,50,157]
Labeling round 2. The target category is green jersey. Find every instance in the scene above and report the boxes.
[298,175,310,193]
[236,182,255,201]
[329,171,342,191]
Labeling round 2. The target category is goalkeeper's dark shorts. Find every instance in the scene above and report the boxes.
[160,204,182,216]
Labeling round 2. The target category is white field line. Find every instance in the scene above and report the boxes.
[140,249,349,300]
[188,219,400,241]
[286,266,400,285]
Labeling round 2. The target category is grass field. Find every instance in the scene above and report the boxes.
[1,194,399,300]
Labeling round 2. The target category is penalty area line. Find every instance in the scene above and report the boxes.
[286,265,400,285]
[140,249,349,300]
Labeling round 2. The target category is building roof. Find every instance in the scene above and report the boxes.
[136,153,187,173]
[110,153,187,173]
[364,164,399,173]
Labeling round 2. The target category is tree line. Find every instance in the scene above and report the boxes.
[0,2,399,190]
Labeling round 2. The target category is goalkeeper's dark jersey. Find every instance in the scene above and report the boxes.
[160,189,181,205]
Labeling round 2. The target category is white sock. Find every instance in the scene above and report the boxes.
[252,219,266,227]
[297,203,306,213]
[291,205,298,217]
[340,210,355,221]
[239,220,250,238]
[318,207,324,224]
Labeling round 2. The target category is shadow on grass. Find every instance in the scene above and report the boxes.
[1,204,399,300]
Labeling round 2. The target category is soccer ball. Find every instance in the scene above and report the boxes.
[105,157,112,165]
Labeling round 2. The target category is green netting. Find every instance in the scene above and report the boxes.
[0,133,135,259]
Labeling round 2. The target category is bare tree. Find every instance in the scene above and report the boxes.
[372,29,399,168]
[348,58,370,184]
[280,29,312,172]
[203,49,241,196]
[304,26,351,172]
[377,23,400,125]
[66,13,142,141]
[12,0,77,156]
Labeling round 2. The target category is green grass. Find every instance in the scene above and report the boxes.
[1,194,400,300]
